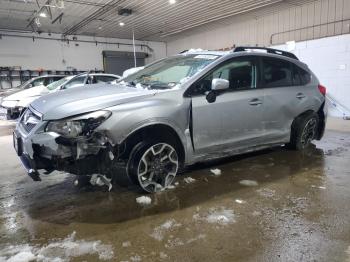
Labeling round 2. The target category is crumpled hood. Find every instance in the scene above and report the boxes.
[3,85,47,101]
[30,83,157,120]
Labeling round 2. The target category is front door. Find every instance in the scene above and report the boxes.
[189,56,264,155]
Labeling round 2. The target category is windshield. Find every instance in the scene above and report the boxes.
[46,77,70,91]
[121,54,220,90]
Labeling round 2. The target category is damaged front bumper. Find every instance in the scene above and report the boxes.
[14,108,126,182]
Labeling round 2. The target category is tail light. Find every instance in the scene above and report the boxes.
[318,84,326,96]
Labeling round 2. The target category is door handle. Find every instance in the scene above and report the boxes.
[249,98,263,106]
[296,93,306,99]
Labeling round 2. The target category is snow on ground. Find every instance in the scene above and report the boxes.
[0,231,114,262]
[150,219,182,241]
[130,255,142,261]
[256,188,276,198]
[136,196,152,205]
[122,241,131,248]
[186,234,206,244]
[184,177,196,184]
[210,168,222,176]
[239,180,259,187]
[193,207,235,225]
[159,251,168,259]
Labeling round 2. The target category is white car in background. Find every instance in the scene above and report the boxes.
[0,73,120,120]
[0,75,65,99]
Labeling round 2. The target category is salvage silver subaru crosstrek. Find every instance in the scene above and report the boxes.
[14,47,327,192]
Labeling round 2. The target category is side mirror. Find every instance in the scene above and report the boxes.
[211,78,229,91]
[206,78,230,103]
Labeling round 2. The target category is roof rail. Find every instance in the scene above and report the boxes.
[233,46,299,60]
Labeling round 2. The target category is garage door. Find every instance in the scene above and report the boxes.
[103,51,147,75]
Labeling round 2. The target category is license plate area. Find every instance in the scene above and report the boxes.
[13,132,23,156]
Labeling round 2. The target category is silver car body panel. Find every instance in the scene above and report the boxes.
[15,50,326,177]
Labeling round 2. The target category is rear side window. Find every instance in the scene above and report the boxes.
[292,64,301,86]
[44,77,56,86]
[298,67,311,85]
[262,58,293,88]
[95,75,118,83]
[53,76,63,81]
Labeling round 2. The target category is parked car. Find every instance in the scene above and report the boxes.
[1,73,120,120]
[13,47,327,193]
[0,75,65,99]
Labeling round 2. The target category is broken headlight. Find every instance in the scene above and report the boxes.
[46,110,111,138]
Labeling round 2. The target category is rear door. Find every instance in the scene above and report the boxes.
[261,57,313,144]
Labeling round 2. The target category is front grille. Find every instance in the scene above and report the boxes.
[20,109,41,134]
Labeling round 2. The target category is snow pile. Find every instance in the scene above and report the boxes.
[150,219,182,241]
[0,232,114,261]
[239,180,259,187]
[136,196,152,205]
[210,168,222,176]
[184,177,196,184]
[193,208,235,225]
[122,241,131,248]
[311,185,326,190]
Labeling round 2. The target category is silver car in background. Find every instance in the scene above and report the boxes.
[13,47,327,192]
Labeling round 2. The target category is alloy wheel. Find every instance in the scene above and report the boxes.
[137,143,179,192]
[300,118,317,148]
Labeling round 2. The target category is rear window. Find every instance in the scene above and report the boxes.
[262,57,293,88]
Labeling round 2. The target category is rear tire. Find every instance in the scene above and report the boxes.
[288,113,319,150]
[127,139,180,193]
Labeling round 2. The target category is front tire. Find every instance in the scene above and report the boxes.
[288,113,319,150]
[127,140,179,193]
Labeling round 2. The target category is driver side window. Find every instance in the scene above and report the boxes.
[189,58,257,96]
